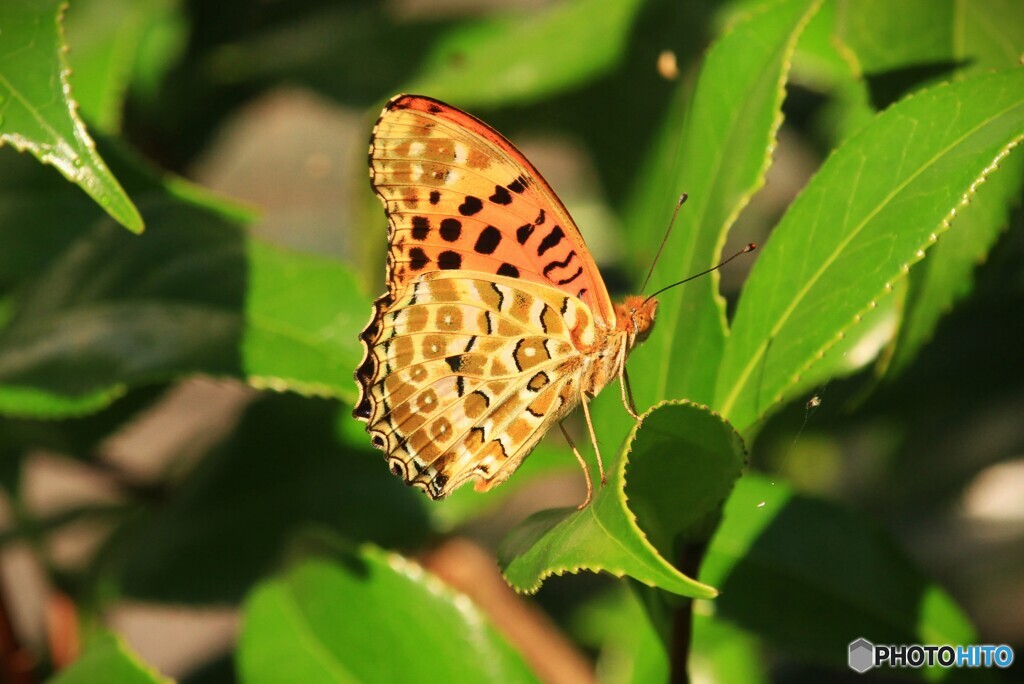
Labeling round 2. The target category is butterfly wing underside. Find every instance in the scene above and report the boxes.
[356,94,613,498]
[358,272,597,497]
[367,94,615,322]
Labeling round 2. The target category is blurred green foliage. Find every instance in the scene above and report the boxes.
[0,0,1021,682]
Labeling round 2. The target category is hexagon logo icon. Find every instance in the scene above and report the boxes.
[849,638,875,673]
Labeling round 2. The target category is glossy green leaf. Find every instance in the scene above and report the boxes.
[238,545,535,684]
[116,395,428,603]
[49,630,169,684]
[714,68,1024,432]
[0,0,142,232]
[499,401,744,598]
[625,0,822,410]
[701,474,977,668]
[885,3,1024,376]
[406,0,644,108]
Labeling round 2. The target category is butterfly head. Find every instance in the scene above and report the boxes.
[616,295,658,346]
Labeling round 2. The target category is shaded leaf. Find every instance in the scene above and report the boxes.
[64,0,186,133]
[114,395,429,604]
[701,474,977,669]
[0,0,142,231]
[238,544,535,684]
[569,583,669,684]
[500,401,743,598]
[714,68,1024,432]
[0,180,363,417]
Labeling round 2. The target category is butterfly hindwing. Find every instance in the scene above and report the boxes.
[357,271,595,498]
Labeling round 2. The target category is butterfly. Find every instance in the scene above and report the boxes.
[354,94,658,507]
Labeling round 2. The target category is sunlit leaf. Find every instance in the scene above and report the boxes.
[0,0,142,231]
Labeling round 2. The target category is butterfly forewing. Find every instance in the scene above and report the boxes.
[369,94,615,325]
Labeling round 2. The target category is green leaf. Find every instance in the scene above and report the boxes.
[49,630,170,684]
[691,613,766,684]
[714,68,1024,433]
[0,176,362,417]
[115,395,429,603]
[835,0,956,75]
[569,583,669,684]
[242,239,365,402]
[887,151,1024,377]
[238,545,535,684]
[499,401,744,598]
[884,2,1024,376]
[0,0,142,232]
[64,0,185,133]
[0,196,243,417]
[701,474,977,668]
[405,0,645,108]
[625,0,822,409]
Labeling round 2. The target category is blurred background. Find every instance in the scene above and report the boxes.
[0,0,1022,681]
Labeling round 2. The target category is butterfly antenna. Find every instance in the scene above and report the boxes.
[642,242,757,306]
[639,193,688,296]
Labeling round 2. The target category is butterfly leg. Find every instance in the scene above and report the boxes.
[619,356,641,420]
[559,423,594,509]
[580,393,607,487]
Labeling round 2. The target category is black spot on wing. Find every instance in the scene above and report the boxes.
[409,248,429,270]
[497,263,520,278]
[445,355,462,372]
[557,267,583,285]
[438,251,462,269]
[489,185,512,205]
[542,250,576,276]
[459,196,483,216]
[429,190,441,205]
[507,176,528,193]
[537,226,565,256]
[439,218,462,241]
[411,216,430,240]
[516,224,535,245]
[474,226,502,254]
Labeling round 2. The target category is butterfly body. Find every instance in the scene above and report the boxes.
[354,95,657,501]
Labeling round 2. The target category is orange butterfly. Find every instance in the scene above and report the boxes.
[354,95,658,507]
